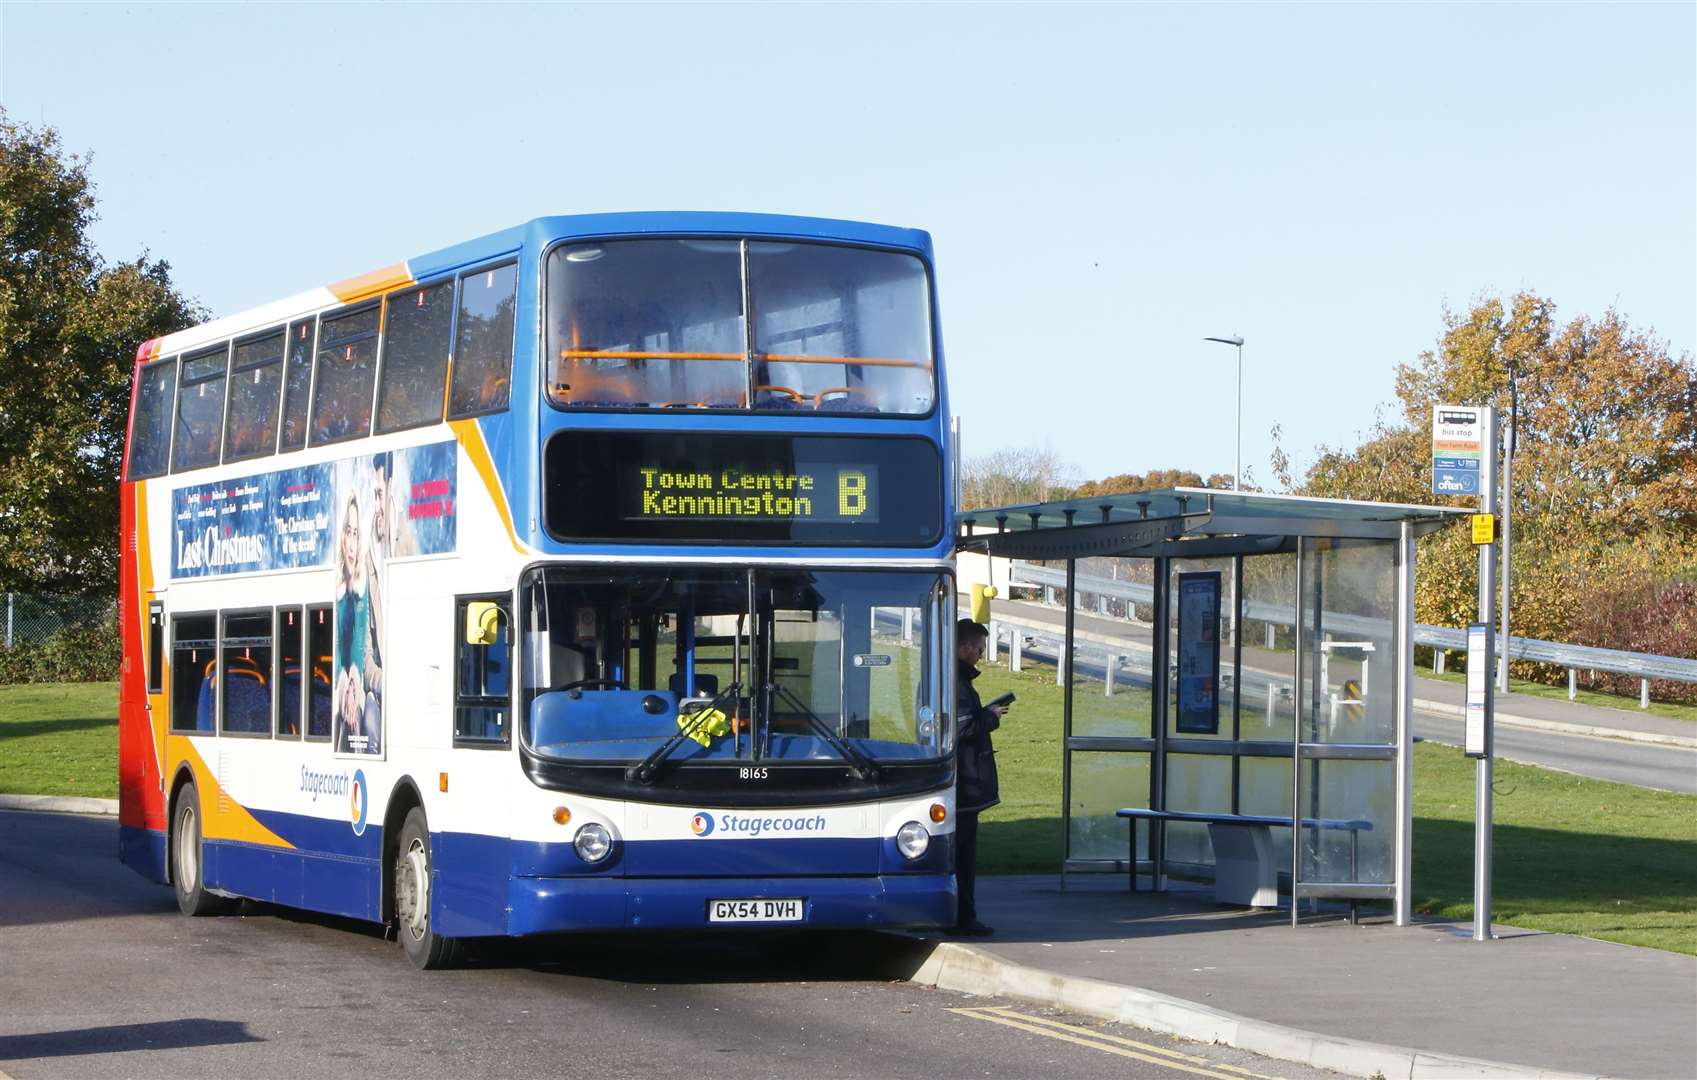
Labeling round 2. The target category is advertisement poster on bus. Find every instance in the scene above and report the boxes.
[168,441,459,755]
[1175,571,1222,735]
[170,441,457,581]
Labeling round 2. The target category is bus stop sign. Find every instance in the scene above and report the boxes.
[1432,405,1486,497]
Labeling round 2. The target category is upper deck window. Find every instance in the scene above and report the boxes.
[545,239,934,415]
[375,280,454,434]
[128,359,177,480]
[310,304,380,446]
[278,319,316,453]
[447,261,518,418]
[173,345,229,472]
[223,330,285,463]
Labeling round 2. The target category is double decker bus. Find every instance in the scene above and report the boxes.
[118,213,959,967]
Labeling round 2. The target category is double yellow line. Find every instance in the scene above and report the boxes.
[947,1006,1288,1080]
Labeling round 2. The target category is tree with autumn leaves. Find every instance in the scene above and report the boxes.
[1302,292,1697,700]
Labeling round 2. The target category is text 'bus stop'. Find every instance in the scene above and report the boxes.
[958,488,1466,925]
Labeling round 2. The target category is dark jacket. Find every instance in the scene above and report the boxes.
[955,661,1001,813]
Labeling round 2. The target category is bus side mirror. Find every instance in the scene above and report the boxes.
[465,602,503,645]
[970,584,998,624]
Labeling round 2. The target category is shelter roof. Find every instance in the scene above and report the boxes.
[957,487,1467,559]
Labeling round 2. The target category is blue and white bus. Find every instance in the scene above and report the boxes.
[119,213,959,967]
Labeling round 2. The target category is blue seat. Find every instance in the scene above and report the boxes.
[224,668,270,734]
[279,664,302,735]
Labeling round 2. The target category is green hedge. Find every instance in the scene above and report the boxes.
[0,619,123,684]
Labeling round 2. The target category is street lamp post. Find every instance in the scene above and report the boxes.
[1204,336,1244,490]
[1205,335,1245,651]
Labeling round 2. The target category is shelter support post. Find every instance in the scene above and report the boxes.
[1151,557,1169,891]
[1396,521,1415,925]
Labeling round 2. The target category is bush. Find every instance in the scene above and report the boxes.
[0,618,122,684]
[1572,575,1697,706]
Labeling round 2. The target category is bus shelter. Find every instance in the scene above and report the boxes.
[957,489,1466,925]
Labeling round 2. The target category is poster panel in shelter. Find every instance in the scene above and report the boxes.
[1175,572,1221,734]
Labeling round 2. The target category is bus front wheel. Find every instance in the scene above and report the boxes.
[171,781,227,916]
[394,807,462,970]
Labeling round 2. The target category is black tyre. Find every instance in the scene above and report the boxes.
[394,807,462,970]
[171,781,227,916]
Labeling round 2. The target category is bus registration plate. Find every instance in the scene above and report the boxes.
[708,898,804,923]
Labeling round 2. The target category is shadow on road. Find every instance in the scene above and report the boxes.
[493,929,936,986]
[0,1019,262,1061]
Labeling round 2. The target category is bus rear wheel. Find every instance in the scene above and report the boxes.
[172,781,227,916]
[394,807,462,970]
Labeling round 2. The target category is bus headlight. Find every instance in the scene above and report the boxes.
[573,823,613,864]
[896,821,930,860]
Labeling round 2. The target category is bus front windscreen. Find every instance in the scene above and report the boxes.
[545,238,936,415]
[521,567,950,777]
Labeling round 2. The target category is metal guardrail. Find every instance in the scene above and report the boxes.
[1007,563,1697,695]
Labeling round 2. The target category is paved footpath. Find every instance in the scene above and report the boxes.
[907,876,1697,1080]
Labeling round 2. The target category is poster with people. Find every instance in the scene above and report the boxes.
[331,443,458,757]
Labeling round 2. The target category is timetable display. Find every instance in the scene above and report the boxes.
[545,432,941,546]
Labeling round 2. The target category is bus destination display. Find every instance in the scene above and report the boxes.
[626,464,879,524]
[545,432,941,546]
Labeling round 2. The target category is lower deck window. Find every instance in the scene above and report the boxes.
[220,612,274,735]
[171,614,217,733]
[455,596,511,745]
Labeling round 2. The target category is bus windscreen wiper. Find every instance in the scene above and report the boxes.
[769,683,882,781]
[629,682,742,785]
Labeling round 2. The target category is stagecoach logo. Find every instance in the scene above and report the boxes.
[350,769,369,836]
[688,811,828,838]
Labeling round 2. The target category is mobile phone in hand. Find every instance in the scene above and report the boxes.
[986,692,1016,710]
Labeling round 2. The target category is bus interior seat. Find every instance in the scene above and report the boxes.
[814,387,879,412]
[279,663,302,735]
[753,385,807,410]
[224,666,270,733]
[550,643,587,688]
[668,671,719,698]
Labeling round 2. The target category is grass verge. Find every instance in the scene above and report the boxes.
[970,660,1697,955]
[0,681,119,798]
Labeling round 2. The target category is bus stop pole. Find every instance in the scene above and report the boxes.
[1474,412,1499,942]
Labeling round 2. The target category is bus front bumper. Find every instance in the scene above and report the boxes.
[505,873,955,935]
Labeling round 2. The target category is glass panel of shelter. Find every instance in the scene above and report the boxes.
[1296,537,1399,888]
[1052,537,1401,894]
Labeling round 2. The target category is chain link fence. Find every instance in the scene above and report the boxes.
[1,592,120,683]
[3,592,115,648]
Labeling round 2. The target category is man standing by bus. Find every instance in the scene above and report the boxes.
[954,619,1007,936]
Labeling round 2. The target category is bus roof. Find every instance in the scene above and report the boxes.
[136,212,935,365]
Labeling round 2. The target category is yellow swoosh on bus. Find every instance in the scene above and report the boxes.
[450,417,527,555]
[168,737,295,850]
[328,262,414,304]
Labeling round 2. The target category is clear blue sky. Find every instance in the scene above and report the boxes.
[5,2,1692,486]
